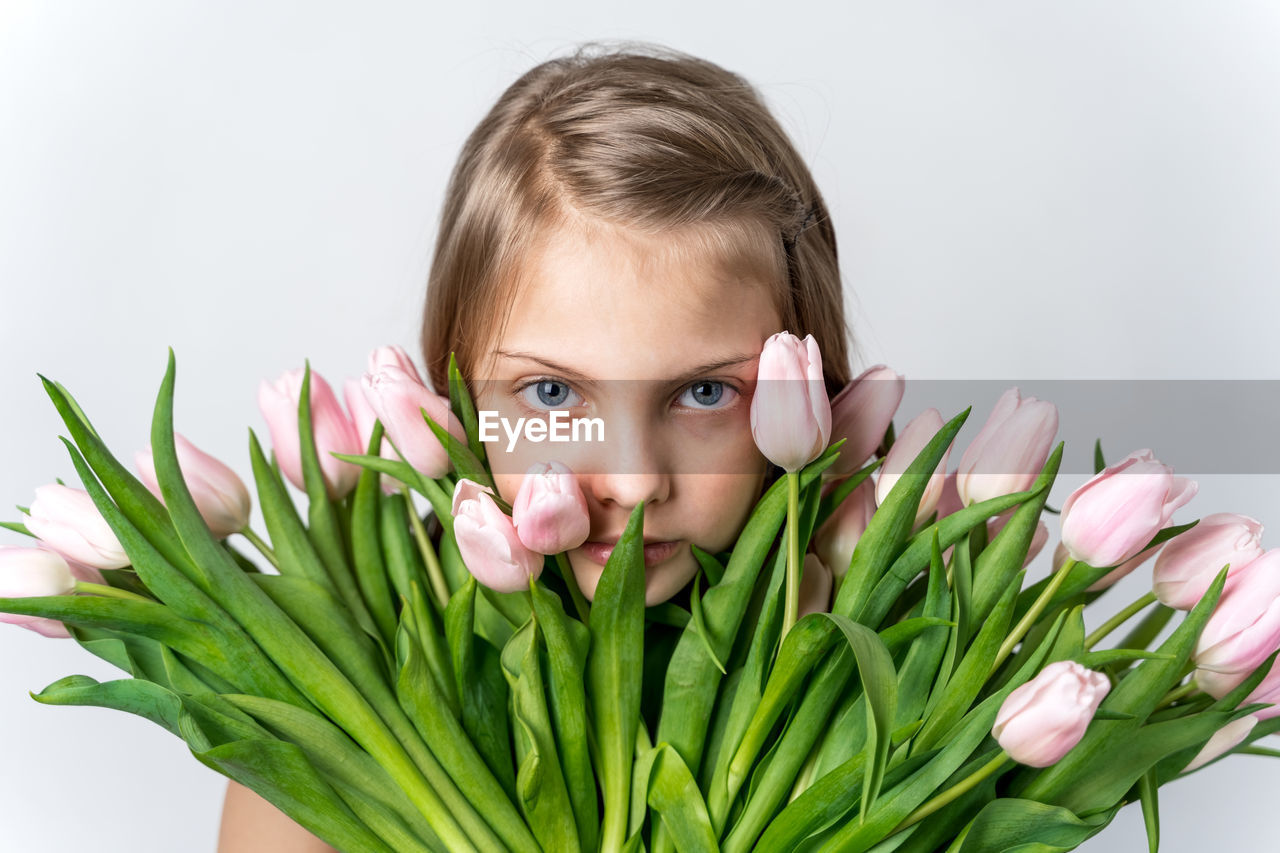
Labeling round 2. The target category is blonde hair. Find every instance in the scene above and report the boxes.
[420,41,853,398]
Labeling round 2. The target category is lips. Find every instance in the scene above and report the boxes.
[580,539,682,567]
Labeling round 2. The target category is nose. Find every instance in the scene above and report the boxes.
[582,415,672,510]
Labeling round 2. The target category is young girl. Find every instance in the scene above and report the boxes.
[218,40,853,852]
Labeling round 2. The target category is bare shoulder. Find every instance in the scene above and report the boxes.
[217,780,339,853]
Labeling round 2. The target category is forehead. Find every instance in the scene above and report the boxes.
[491,219,784,379]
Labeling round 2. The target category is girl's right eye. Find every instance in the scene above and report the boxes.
[516,378,584,410]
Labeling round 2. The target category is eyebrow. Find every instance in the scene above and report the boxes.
[493,349,760,386]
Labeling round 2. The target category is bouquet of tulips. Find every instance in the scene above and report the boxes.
[3,334,1279,853]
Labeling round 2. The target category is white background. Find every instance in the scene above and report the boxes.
[3,1,1279,850]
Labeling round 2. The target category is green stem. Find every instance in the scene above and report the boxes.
[991,559,1077,676]
[402,486,451,611]
[73,581,153,603]
[555,551,591,627]
[239,527,280,570]
[893,752,1011,833]
[1085,591,1157,650]
[1155,681,1200,711]
[781,471,801,639]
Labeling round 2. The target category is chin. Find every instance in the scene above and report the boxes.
[568,546,700,607]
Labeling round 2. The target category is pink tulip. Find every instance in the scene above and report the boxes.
[361,365,465,481]
[367,344,425,381]
[258,367,363,500]
[1183,715,1258,772]
[343,378,399,495]
[798,553,833,618]
[1193,549,1280,698]
[992,660,1111,767]
[452,478,543,593]
[814,479,876,581]
[1152,513,1265,610]
[1059,449,1197,568]
[955,387,1058,507]
[22,484,129,570]
[0,546,78,638]
[512,461,591,555]
[875,409,952,529]
[1240,656,1280,721]
[827,365,904,477]
[751,332,832,473]
[135,433,251,538]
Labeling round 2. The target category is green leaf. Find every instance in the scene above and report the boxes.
[1094,438,1107,475]
[420,408,496,494]
[448,352,488,467]
[0,520,32,536]
[295,362,379,640]
[395,600,534,852]
[530,580,600,852]
[587,502,646,852]
[193,737,399,853]
[954,798,1118,852]
[444,577,516,801]
[833,408,971,620]
[690,543,726,587]
[224,694,442,853]
[689,570,727,674]
[503,618,580,851]
[914,573,1024,753]
[32,674,185,737]
[349,420,399,648]
[647,744,718,853]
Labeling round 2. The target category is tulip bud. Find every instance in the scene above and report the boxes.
[1059,449,1197,568]
[1152,513,1265,610]
[0,546,78,638]
[814,479,876,580]
[22,484,129,569]
[343,377,399,495]
[362,365,465,481]
[367,345,424,381]
[1193,549,1280,698]
[955,387,1058,507]
[827,365,904,477]
[452,479,543,593]
[258,367,363,500]
[992,660,1111,767]
[512,461,591,555]
[875,408,952,528]
[798,553,833,618]
[751,332,832,473]
[135,433,251,538]
[1182,715,1258,773]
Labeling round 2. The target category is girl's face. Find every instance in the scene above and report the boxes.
[471,220,783,606]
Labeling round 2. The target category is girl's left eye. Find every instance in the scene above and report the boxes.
[677,380,737,410]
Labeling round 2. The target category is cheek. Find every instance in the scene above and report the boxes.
[680,473,769,550]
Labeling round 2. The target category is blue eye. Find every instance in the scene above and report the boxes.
[518,378,583,410]
[678,380,736,410]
